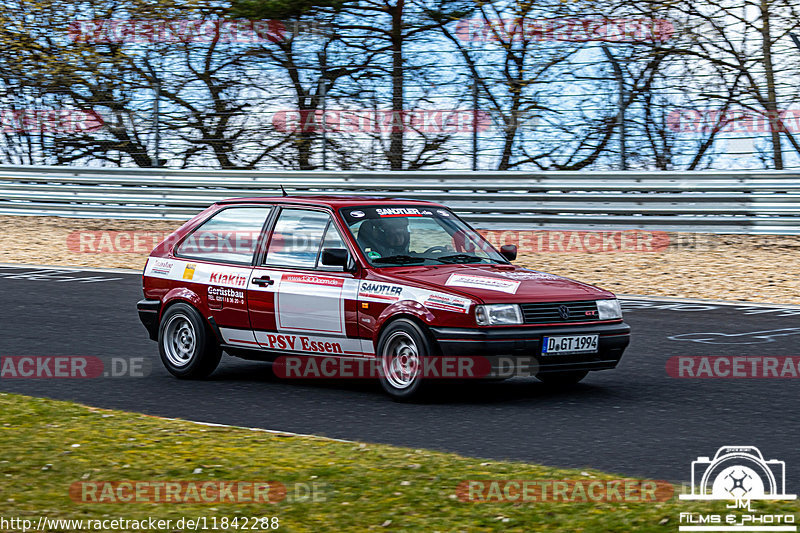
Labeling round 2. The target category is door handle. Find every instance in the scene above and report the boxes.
[251,276,274,286]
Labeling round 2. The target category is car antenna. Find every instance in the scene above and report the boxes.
[280,184,288,197]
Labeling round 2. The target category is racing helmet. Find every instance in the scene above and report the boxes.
[357,217,410,257]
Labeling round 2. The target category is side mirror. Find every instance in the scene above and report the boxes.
[500,244,517,261]
[321,248,349,268]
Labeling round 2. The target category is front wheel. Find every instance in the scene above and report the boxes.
[377,319,433,401]
[536,370,588,386]
[158,303,221,379]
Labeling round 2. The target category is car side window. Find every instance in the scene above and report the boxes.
[317,221,348,271]
[264,209,333,269]
[175,206,271,264]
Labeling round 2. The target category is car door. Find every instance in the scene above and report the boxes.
[171,205,273,348]
[247,207,372,357]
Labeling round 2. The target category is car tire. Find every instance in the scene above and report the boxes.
[377,319,433,401]
[536,370,589,386]
[158,302,222,379]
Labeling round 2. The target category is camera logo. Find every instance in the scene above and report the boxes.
[680,446,795,501]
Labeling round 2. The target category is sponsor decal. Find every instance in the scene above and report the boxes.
[275,275,349,334]
[69,481,286,504]
[358,282,403,301]
[424,293,470,314]
[436,209,450,217]
[208,271,247,287]
[445,273,521,294]
[492,270,562,281]
[251,330,369,355]
[182,263,196,280]
[263,334,344,354]
[678,446,796,531]
[151,259,173,275]
[283,274,344,287]
[356,281,471,313]
[350,210,365,218]
[207,286,245,305]
[457,479,674,503]
[375,207,424,217]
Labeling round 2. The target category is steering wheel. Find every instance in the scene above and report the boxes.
[423,245,451,255]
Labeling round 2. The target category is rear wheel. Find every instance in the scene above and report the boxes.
[377,319,433,401]
[158,303,221,379]
[536,370,588,386]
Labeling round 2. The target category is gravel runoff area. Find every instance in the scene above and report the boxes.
[1,214,798,304]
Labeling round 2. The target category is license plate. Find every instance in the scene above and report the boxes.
[542,335,598,355]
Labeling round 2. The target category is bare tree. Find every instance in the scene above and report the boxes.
[657,0,800,169]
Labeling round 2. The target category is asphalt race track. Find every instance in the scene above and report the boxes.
[1,264,799,487]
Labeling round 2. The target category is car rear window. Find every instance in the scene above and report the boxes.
[175,206,272,264]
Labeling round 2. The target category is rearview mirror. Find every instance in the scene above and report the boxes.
[500,244,517,261]
[321,248,349,268]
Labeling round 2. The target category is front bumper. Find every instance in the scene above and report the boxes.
[137,299,161,341]
[430,321,630,375]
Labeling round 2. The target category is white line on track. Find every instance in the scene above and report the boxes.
[0,262,140,274]
[146,415,357,444]
[618,294,800,310]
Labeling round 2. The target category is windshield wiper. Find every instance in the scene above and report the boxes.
[435,254,494,264]
[371,254,427,265]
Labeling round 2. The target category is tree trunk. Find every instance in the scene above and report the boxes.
[389,0,404,171]
[760,0,783,169]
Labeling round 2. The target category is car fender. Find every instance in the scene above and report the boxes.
[373,299,437,343]
[161,287,205,319]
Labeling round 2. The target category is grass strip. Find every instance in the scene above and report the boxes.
[0,392,796,532]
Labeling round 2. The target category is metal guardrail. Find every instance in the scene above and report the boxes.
[2,165,800,233]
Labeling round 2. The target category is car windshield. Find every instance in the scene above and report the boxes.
[340,206,508,267]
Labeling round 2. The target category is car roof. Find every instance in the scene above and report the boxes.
[216,195,445,209]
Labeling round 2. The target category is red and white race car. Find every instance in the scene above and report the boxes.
[137,196,630,399]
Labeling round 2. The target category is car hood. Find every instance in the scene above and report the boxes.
[383,264,615,303]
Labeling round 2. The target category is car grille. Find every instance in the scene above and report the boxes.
[519,301,599,324]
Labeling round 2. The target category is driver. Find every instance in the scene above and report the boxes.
[380,217,410,256]
[358,217,410,258]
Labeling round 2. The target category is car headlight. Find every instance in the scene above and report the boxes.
[475,304,523,326]
[596,299,622,320]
